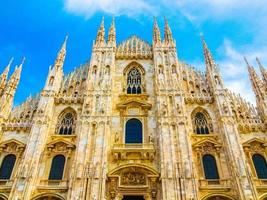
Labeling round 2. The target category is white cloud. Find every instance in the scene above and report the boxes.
[63,0,156,18]
[217,39,267,104]
[62,0,267,105]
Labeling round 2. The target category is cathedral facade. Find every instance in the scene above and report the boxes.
[0,18,267,200]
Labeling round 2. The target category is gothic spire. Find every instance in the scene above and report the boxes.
[6,57,24,95]
[153,17,161,44]
[164,17,174,44]
[96,17,105,45]
[246,57,264,99]
[108,17,116,45]
[256,57,267,84]
[0,57,13,93]
[201,36,216,71]
[54,36,67,70]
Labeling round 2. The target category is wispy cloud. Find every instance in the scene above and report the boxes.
[217,39,267,104]
[63,0,156,18]
[63,0,267,104]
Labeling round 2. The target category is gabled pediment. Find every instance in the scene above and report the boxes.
[243,138,266,147]
[0,139,25,148]
[117,100,152,110]
[46,138,75,149]
[192,138,222,148]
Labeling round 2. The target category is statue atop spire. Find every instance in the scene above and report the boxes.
[246,57,264,99]
[108,17,116,46]
[256,57,267,84]
[153,17,161,45]
[5,57,24,94]
[201,36,216,71]
[54,36,67,70]
[95,17,105,46]
[0,57,13,95]
[163,17,174,44]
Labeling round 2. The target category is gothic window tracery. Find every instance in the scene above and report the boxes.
[252,154,267,179]
[56,111,76,135]
[127,67,142,94]
[202,154,219,179]
[0,154,16,179]
[48,154,65,180]
[194,112,210,134]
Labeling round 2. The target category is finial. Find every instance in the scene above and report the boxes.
[7,57,14,67]
[164,17,173,43]
[256,57,264,68]
[244,57,251,68]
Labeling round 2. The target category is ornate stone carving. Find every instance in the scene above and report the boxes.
[121,171,146,185]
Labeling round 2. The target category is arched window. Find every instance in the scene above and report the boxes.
[93,65,97,75]
[252,154,267,179]
[48,155,65,180]
[171,65,176,74]
[202,154,219,179]
[0,154,16,179]
[125,119,143,144]
[57,112,76,135]
[194,112,210,134]
[127,67,142,94]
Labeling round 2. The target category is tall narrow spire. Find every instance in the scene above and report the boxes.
[5,57,24,95]
[54,36,67,70]
[0,58,13,93]
[96,17,105,45]
[108,17,116,45]
[256,57,267,84]
[164,17,173,44]
[201,36,216,71]
[153,17,161,44]
[246,57,264,99]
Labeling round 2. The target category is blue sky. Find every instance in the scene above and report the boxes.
[0,0,267,105]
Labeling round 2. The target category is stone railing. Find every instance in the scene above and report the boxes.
[253,178,267,189]
[0,179,14,189]
[199,179,231,191]
[54,94,84,104]
[2,120,33,131]
[111,143,155,161]
[37,180,69,190]
[184,93,213,104]
[238,119,265,133]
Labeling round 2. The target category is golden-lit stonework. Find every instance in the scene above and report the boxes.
[0,17,267,200]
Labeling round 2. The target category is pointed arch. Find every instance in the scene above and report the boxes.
[124,62,145,94]
[56,107,77,135]
[191,107,213,134]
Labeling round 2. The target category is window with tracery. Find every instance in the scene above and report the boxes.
[57,112,76,135]
[127,67,142,94]
[194,112,210,134]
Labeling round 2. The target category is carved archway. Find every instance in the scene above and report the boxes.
[107,164,159,200]
[0,194,8,200]
[202,194,235,200]
[32,193,65,200]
